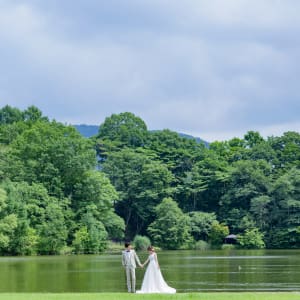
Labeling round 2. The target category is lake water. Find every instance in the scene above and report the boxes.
[0,249,299,292]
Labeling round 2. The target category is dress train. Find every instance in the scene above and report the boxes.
[137,253,176,294]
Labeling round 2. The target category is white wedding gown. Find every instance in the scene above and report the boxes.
[137,253,176,294]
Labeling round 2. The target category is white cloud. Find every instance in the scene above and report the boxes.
[0,0,299,141]
[186,121,300,143]
[259,121,300,139]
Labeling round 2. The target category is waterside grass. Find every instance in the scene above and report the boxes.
[0,293,299,300]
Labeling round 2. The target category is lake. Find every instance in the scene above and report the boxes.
[0,249,299,292]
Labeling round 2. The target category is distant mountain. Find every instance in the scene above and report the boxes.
[74,124,209,146]
[178,133,209,147]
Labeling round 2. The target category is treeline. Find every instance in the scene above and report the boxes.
[0,105,124,255]
[0,106,299,254]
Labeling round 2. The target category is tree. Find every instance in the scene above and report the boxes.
[37,202,68,254]
[209,139,245,163]
[244,131,264,148]
[7,121,96,197]
[145,129,205,177]
[268,131,300,174]
[73,170,119,219]
[1,105,300,253]
[220,159,272,232]
[267,168,300,248]
[148,197,192,249]
[97,112,148,150]
[72,226,89,254]
[0,187,18,254]
[0,105,23,124]
[0,180,71,254]
[73,211,108,254]
[177,166,209,212]
[189,211,217,241]
[103,148,173,238]
[73,170,125,241]
[250,195,271,230]
[102,211,125,240]
[9,221,38,255]
[237,228,265,249]
[208,221,229,246]
[23,106,48,122]
[0,214,18,252]
[0,122,29,145]
[186,151,231,213]
[133,235,151,251]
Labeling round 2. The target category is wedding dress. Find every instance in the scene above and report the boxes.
[137,253,176,294]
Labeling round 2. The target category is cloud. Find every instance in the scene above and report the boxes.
[0,0,299,141]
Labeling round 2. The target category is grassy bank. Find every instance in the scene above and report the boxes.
[0,293,299,300]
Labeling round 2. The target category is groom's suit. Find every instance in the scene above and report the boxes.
[122,249,142,293]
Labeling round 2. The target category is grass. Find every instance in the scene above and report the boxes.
[0,293,299,300]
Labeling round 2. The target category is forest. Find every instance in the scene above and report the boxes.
[0,105,299,255]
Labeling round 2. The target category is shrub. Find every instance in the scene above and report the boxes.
[59,245,73,255]
[194,240,210,251]
[133,235,151,251]
[148,197,192,249]
[208,221,229,246]
[237,228,265,249]
[221,244,236,250]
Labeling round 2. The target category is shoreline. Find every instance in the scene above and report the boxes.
[0,293,299,300]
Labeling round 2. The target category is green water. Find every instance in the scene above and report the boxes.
[0,249,299,292]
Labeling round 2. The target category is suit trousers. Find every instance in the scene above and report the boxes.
[125,266,136,292]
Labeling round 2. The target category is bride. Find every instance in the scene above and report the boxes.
[137,246,176,294]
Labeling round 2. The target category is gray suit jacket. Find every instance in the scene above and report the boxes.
[122,249,141,268]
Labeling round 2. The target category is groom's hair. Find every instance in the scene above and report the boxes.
[125,242,131,248]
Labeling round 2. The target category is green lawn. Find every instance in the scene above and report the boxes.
[0,293,299,300]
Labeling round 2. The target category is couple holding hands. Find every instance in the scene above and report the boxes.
[121,242,176,294]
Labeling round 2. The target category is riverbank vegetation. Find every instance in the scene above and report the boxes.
[0,105,299,255]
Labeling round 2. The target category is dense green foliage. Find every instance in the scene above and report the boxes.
[0,105,124,255]
[0,105,299,254]
[133,235,151,251]
[148,197,192,249]
[96,111,300,250]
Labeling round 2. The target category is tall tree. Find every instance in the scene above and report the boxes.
[220,159,272,233]
[268,131,300,174]
[7,121,96,197]
[97,112,148,152]
[73,170,124,241]
[103,148,173,238]
[0,105,23,124]
[148,197,192,249]
[268,168,300,248]
[189,211,217,241]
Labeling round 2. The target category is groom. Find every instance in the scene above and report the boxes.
[122,242,142,293]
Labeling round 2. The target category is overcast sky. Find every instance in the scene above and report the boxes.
[0,0,299,142]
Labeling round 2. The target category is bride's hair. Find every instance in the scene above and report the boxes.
[147,246,154,252]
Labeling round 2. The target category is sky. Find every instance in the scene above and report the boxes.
[0,0,299,142]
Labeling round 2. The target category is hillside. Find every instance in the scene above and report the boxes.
[74,124,209,146]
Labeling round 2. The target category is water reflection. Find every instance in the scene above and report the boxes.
[0,250,299,292]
